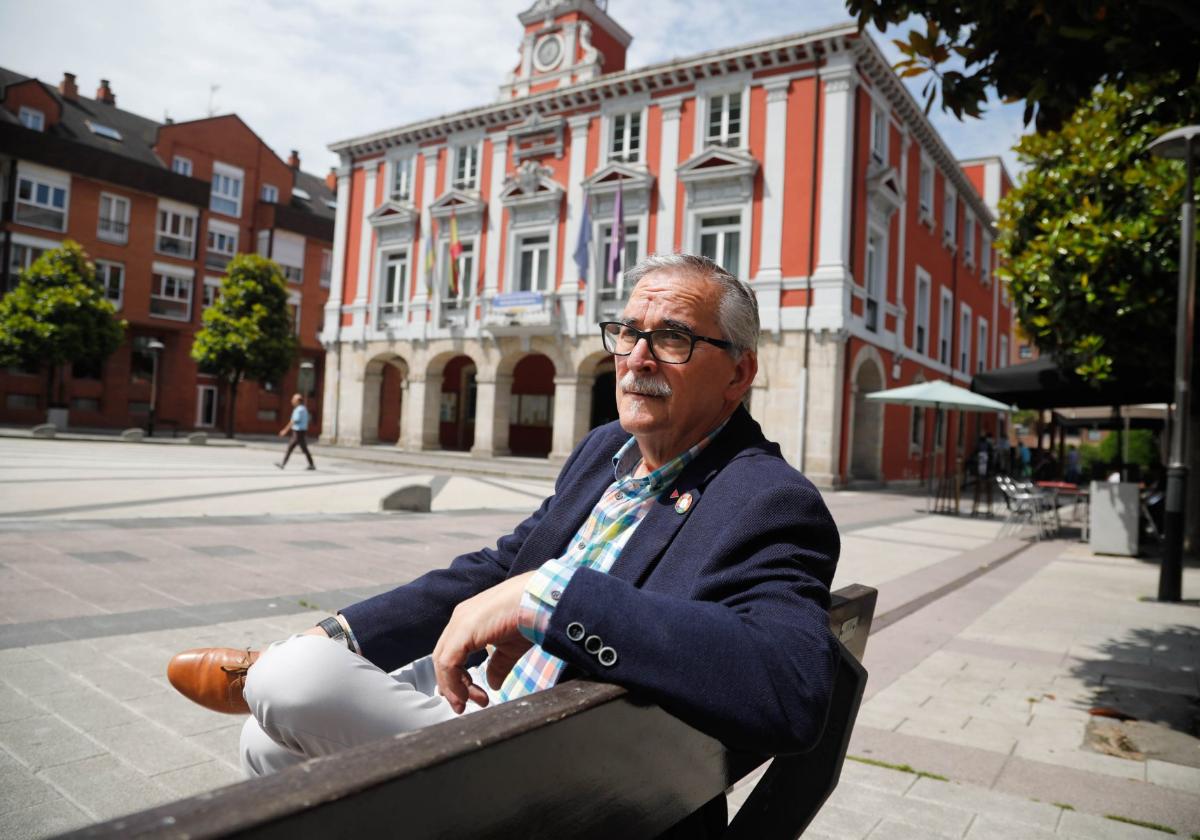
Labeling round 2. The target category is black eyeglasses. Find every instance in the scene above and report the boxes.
[599,321,733,364]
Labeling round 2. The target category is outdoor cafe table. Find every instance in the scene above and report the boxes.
[1035,480,1088,537]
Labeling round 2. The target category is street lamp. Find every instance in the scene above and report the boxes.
[1147,125,1200,603]
[145,337,165,437]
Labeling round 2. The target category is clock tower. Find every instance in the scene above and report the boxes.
[500,0,632,99]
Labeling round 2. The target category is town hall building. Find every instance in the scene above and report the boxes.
[318,0,1013,487]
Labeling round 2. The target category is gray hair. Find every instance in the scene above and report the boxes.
[624,253,760,358]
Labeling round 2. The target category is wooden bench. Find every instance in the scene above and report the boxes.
[62,584,876,840]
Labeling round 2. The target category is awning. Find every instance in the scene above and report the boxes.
[1054,404,1168,430]
[971,357,1172,409]
[865,380,1013,412]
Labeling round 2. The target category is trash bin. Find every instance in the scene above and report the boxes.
[1088,481,1139,556]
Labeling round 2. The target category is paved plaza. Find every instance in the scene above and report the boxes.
[0,435,1197,838]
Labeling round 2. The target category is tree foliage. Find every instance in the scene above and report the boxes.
[191,254,297,435]
[996,81,1198,386]
[848,0,1200,130]
[0,240,125,406]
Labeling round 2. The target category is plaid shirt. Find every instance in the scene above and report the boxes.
[497,420,727,702]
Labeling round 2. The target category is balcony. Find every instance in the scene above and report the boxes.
[156,235,194,260]
[15,203,65,232]
[481,292,557,335]
[98,216,129,243]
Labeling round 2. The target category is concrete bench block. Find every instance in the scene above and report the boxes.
[187,432,208,445]
[31,423,56,438]
[381,484,432,512]
[121,428,145,442]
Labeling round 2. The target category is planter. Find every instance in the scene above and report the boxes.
[46,407,69,430]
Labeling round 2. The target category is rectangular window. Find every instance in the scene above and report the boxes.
[959,305,972,373]
[8,243,48,288]
[915,271,930,355]
[939,289,953,365]
[156,208,197,259]
[598,222,639,300]
[910,404,925,448]
[870,106,887,164]
[150,272,194,321]
[977,318,988,373]
[257,409,278,422]
[380,251,408,316]
[70,397,100,413]
[453,143,479,190]
[706,91,743,148]
[19,107,45,132]
[209,162,244,217]
[172,156,193,177]
[196,385,218,428]
[205,222,238,270]
[964,211,976,265]
[443,241,474,309]
[517,233,551,292]
[97,193,130,243]
[6,394,38,411]
[981,235,991,286]
[261,183,279,203]
[15,175,68,231]
[95,260,124,309]
[1000,334,1009,367]
[864,231,884,332]
[919,159,934,221]
[320,249,332,288]
[943,184,957,245]
[391,157,414,201]
[202,277,221,309]
[271,230,305,284]
[698,215,741,276]
[288,295,301,337]
[609,111,642,163]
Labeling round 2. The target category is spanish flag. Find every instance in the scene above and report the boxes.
[448,210,463,298]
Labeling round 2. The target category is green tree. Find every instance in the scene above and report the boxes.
[0,241,125,413]
[848,0,1200,129]
[996,81,1199,386]
[191,254,297,437]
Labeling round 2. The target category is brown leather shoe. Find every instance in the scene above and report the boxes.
[167,648,260,715]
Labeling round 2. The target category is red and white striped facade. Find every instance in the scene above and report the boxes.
[319,0,1013,486]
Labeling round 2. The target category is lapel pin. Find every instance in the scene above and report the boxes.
[674,492,693,514]
[670,489,680,499]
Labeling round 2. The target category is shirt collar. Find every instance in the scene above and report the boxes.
[612,415,731,492]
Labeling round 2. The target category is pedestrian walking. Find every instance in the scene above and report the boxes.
[971,434,994,516]
[1018,442,1032,478]
[276,393,315,470]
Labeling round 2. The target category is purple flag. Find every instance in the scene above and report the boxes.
[607,180,625,290]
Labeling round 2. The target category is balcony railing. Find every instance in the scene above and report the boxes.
[481,291,556,334]
[156,235,194,260]
[98,217,129,241]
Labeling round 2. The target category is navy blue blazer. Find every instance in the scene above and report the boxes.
[340,406,841,754]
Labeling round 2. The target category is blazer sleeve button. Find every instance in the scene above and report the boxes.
[597,646,618,667]
[584,634,603,654]
[566,622,586,642]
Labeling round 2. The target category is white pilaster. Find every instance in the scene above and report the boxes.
[483,137,508,297]
[564,114,591,331]
[320,160,352,342]
[655,97,683,255]
[411,151,441,326]
[757,78,790,283]
[894,130,911,370]
[348,163,378,338]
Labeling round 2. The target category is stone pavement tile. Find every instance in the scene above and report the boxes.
[0,685,45,725]
[962,815,1062,840]
[0,715,104,771]
[1058,810,1189,839]
[804,800,882,839]
[27,639,108,671]
[0,658,79,697]
[88,719,214,776]
[1012,741,1145,781]
[1145,759,1200,793]
[853,706,907,732]
[184,721,244,770]
[850,726,1009,789]
[905,776,1061,831]
[0,647,42,666]
[0,764,63,813]
[73,662,165,701]
[1022,716,1088,749]
[0,588,102,622]
[863,816,962,839]
[840,759,919,795]
[826,779,975,838]
[125,689,235,736]
[35,688,141,731]
[152,758,242,798]
[895,717,1015,754]
[0,797,90,840]
[39,754,176,821]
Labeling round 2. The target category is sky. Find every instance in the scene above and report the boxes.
[0,0,1027,181]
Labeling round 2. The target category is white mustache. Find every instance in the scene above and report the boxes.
[619,371,672,397]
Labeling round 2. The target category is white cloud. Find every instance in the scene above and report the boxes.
[0,0,1026,178]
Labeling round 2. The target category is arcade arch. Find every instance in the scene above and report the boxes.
[848,347,885,482]
[361,354,408,445]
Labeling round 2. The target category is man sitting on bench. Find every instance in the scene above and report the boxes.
[168,253,841,778]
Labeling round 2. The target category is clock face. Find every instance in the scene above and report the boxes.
[534,34,563,70]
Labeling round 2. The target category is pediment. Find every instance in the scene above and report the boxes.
[677,147,760,183]
[368,200,419,228]
[866,164,904,219]
[500,161,565,209]
[582,161,655,196]
[429,189,486,220]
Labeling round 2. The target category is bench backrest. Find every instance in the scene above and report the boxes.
[60,584,877,840]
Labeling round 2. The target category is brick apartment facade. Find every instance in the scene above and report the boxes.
[0,70,335,436]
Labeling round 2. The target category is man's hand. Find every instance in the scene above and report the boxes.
[432,571,536,714]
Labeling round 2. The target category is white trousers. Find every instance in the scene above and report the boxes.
[239,634,498,777]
